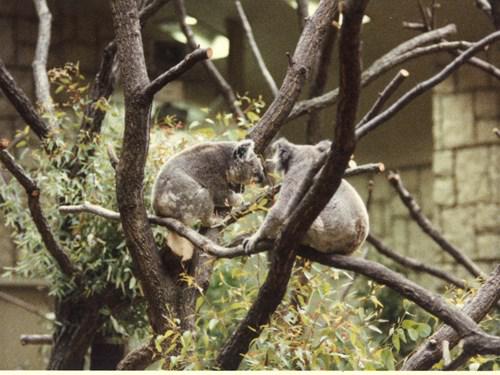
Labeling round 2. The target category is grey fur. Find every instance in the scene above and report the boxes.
[152,139,265,260]
[244,138,369,254]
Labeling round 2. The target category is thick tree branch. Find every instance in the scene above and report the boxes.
[356,30,500,140]
[248,0,339,153]
[403,265,500,370]
[288,24,458,121]
[117,342,159,370]
[357,69,409,127]
[235,0,279,97]
[367,234,467,289]
[0,60,50,140]
[110,0,175,335]
[387,172,485,278]
[32,0,54,119]
[215,1,368,369]
[173,0,244,119]
[0,147,76,276]
[143,48,212,99]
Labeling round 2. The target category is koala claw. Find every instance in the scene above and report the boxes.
[242,235,259,254]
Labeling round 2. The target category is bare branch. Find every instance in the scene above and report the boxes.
[357,69,409,127]
[173,0,244,119]
[367,233,467,289]
[387,171,486,278]
[143,48,212,99]
[288,24,458,121]
[247,0,339,154]
[235,0,279,97]
[20,334,53,346]
[32,0,54,119]
[403,265,500,370]
[0,60,50,140]
[296,0,309,29]
[355,30,500,140]
[0,147,76,276]
[0,291,52,321]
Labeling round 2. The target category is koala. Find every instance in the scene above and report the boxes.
[243,138,369,254]
[152,139,266,261]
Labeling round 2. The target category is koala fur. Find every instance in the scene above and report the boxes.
[152,139,265,261]
[244,138,369,254]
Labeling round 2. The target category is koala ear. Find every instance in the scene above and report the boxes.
[272,138,292,172]
[316,139,332,152]
[233,139,255,160]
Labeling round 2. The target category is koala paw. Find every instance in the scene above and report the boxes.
[243,234,260,254]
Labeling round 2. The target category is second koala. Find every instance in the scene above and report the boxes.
[244,138,369,254]
[152,139,265,261]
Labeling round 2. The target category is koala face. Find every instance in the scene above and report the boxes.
[227,140,266,185]
[271,138,331,175]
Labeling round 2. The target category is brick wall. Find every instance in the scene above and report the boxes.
[432,64,500,275]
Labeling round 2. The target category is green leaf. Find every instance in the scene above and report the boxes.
[391,333,400,352]
[407,328,419,341]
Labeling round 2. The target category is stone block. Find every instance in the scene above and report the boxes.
[408,222,438,259]
[391,218,409,255]
[433,76,456,94]
[400,169,419,193]
[368,201,385,236]
[456,65,492,91]
[390,194,409,217]
[474,90,500,120]
[370,174,391,202]
[441,93,474,148]
[455,147,490,204]
[476,119,499,144]
[441,206,476,258]
[433,150,454,176]
[475,203,500,232]
[476,234,500,260]
[433,177,455,207]
[488,144,500,203]
[419,168,434,216]
[0,18,15,64]
[432,96,443,150]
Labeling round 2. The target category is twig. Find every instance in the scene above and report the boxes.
[403,265,500,370]
[247,0,338,153]
[20,334,53,345]
[107,144,119,171]
[494,127,500,138]
[235,0,279,98]
[173,0,244,119]
[32,0,54,121]
[0,147,76,276]
[357,69,409,127]
[143,48,212,99]
[288,24,458,121]
[296,0,309,30]
[387,171,486,278]
[356,30,500,140]
[0,59,50,140]
[0,291,52,322]
[367,233,467,289]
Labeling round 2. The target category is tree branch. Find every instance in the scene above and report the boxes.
[110,0,176,335]
[367,233,467,289]
[173,0,244,119]
[0,59,50,140]
[143,48,212,99]
[235,0,279,97]
[0,147,76,276]
[357,69,409,127]
[355,30,500,140]
[403,265,500,370]
[288,24,458,121]
[20,334,53,346]
[215,0,368,369]
[247,0,339,154]
[117,342,159,370]
[296,0,309,30]
[387,171,485,278]
[32,0,54,120]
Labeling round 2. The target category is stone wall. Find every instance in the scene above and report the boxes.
[432,64,500,275]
